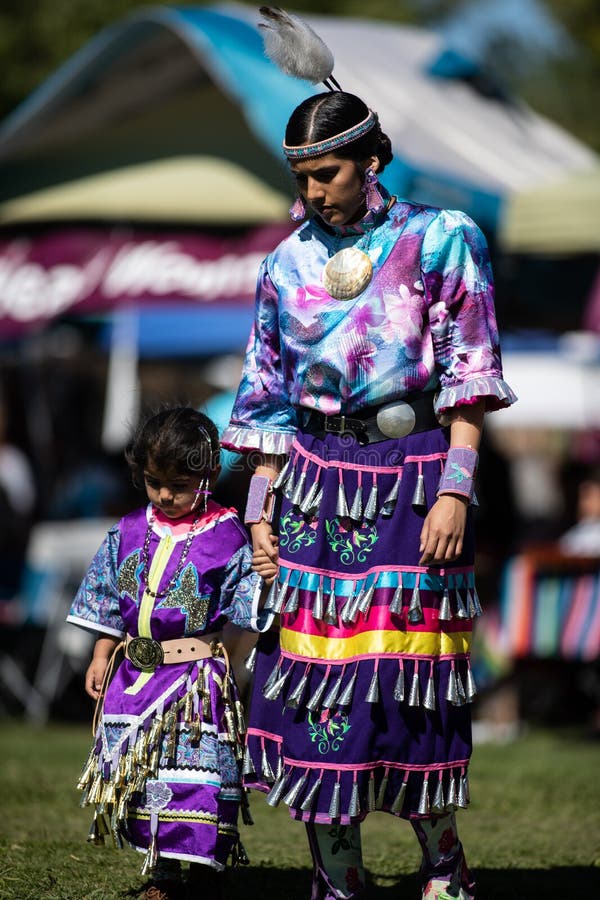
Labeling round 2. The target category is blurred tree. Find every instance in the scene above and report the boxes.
[0,0,598,150]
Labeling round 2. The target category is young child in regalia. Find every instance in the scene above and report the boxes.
[68,407,275,900]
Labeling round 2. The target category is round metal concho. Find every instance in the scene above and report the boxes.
[128,636,164,670]
[376,401,417,439]
[322,247,373,301]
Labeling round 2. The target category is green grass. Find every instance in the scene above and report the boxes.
[0,722,599,898]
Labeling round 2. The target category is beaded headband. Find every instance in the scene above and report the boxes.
[283,110,377,160]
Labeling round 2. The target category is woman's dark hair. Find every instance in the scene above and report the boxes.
[125,407,219,489]
[285,92,393,172]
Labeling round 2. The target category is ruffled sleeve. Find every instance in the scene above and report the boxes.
[222,259,298,455]
[421,209,517,415]
[66,525,125,638]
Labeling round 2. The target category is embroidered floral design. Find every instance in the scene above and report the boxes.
[308,710,351,754]
[326,825,358,854]
[117,549,142,602]
[279,510,318,553]
[325,517,378,565]
[144,780,173,811]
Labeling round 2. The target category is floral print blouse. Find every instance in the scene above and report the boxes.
[223,197,516,455]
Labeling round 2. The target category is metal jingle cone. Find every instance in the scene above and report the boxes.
[323,587,338,626]
[337,671,357,708]
[299,479,320,515]
[263,665,292,701]
[312,580,324,620]
[300,776,322,812]
[365,668,380,703]
[408,585,423,623]
[336,480,350,518]
[389,582,404,615]
[381,476,400,517]
[418,776,430,815]
[283,771,308,807]
[423,673,436,711]
[262,577,279,613]
[283,583,300,615]
[273,576,291,615]
[431,775,445,814]
[472,588,483,617]
[349,484,364,521]
[348,780,361,818]
[341,590,361,625]
[455,670,466,705]
[262,661,282,696]
[457,773,469,808]
[261,747,275,782]
[242,744,256,777]
[375,772,389,809]
[312,486,324,517]
[364,482,379,521]
[462,772,470,804]
[446,774,458,809]
[446,666,459,705]
[244,645,258,672]
[438,587,452,621]
[455,589,469,619]
[323,672,344,709]
[340,592,356,623]
[357,580,376,616]
[408,669,421,707]
[411,472,426,508]
[283,466,297,500]
[466,588,477,618]
[273,458,291,490]
[290,470,308,508]
[393,665,405,702]
[266,769,291,807]
[306,672,329,711]
[286,669,310,709]
[390,778,408,814]
[328,781,341,820]
[367,773,376,812]
[465,666,477,703]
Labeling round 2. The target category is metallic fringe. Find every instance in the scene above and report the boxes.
[411,472,426,508]
[322,672,344,709]
[357,580,376,617]
[408,583,423,623]
[271,575,291,615]
[375,771,389,809]
[260,747,275,782]
[244,645,258,673]
[365,668,380,703]
[328,781,341,819]
[446,773,458,809]
[242,745,256,777]
[367,773,376,812]
[266,769,290,807]
[323,588,338,626]
[418,777,430,815]
[446,665,459,705]
[286,669,310,709]
[364,482,379,521]
[381,476,401,516]
[282,466,296,500]
[336,480,350,518]
[457,772,469,808]
[390,778,408,814]
[465,666,477,702]
[423,671,436,711]
[455,589,469,619]
[348,780,361,818]
[290,470,307,507]
[389,581,403,615]
[350,484,363,521]
[438,588,452,621]
[431,775,445,814]
[283,583,300,615]
[408,668,420,707]
[341,591,360,625]
[312,579,324,620]
[262,660,282,696]
[273,458,292,490]
[393,662,405,702]
[283,771,308,807]
[306,672,329,711]
[337,671,357,708]
[300,480,320,516]
[263,665,292,701]
[300,776,322,812]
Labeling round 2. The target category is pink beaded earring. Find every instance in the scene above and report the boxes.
[363,167,385,216]
[289,195,307,222]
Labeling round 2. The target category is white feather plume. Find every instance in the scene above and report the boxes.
[258,6,335,84]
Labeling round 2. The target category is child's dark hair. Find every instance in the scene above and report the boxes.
[125,407,219,489]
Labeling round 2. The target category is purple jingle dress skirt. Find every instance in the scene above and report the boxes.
[243,424,478,824]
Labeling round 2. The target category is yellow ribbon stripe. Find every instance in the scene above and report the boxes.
[280,627,471,660]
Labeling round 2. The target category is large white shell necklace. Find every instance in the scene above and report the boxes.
[322,227,374,302]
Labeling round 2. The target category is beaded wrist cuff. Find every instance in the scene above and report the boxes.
[437,447,479,503]
[244,475,275,524]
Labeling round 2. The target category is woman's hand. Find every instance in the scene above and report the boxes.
[419,494,468,566]
[251,520,279,585]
